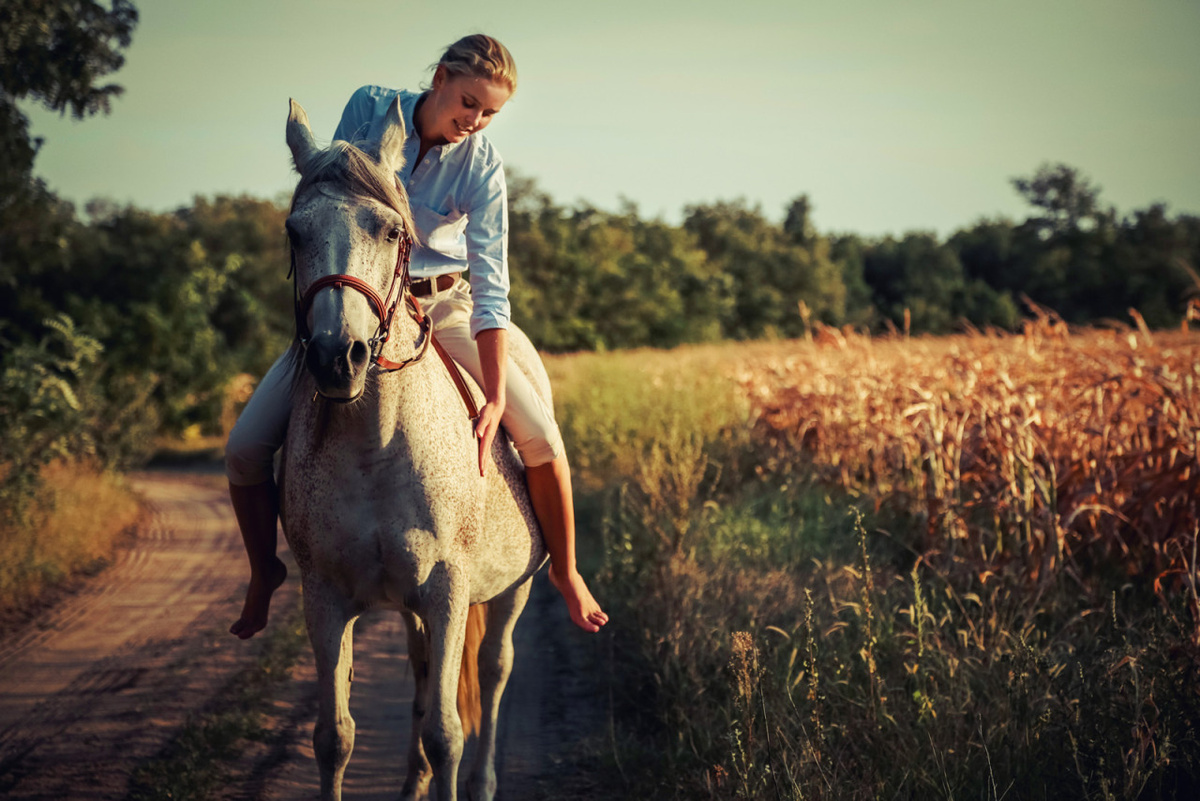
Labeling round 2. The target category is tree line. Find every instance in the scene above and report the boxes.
[3,1,1199,512]
[510,164,1200,346]
[6,166,1197,449]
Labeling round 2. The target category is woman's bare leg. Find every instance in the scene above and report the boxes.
[229,478,288,639]
[525,455,608,633]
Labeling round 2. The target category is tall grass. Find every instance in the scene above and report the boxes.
[549,328,1200,799]
[0,461,140,614]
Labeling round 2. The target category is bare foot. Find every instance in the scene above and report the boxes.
[230,556,287,639]
[549,567,609,633]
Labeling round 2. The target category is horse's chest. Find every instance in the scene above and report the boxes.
[283,424,480,585]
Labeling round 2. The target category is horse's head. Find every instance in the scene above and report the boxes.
[285,98,417,401]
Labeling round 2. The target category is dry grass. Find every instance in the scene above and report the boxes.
[545,344,754,494]
[0,460,141,613]
[743,325,1200,608]
[553,326,1200,800]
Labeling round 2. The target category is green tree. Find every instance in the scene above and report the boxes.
[1012,163,1103,237]
[508,175,729,351]
[0,314,103,515]
[684,198,845,340]
[0,0,138,202]
[783,194,816,248]
[1008,166,1123,322]
[507,173,606,351]
[829,232,876,328]
[949,220,1025,330]
[576,201,727,349]
[862,233,966,334]
[59,204,238,435]
[0,0,139,336]
[181,195,292,375]
[1107,204,1197,327]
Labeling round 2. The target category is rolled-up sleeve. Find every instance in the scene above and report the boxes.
[463,158,511,338]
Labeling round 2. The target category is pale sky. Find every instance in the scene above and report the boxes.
[21,0,1200,237]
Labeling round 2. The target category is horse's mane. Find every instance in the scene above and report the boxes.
[291,139,417,244]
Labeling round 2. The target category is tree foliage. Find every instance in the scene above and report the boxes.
[1012,162,1103,236]
[7,195,291,445]
[0,0,137,203]
[685,198,845,340]
[0,0,137,116]
[508,176,731,350]
[0,0,144,515]
[0,314,103,514]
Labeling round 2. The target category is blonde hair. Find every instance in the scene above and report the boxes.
[435,34,517,94]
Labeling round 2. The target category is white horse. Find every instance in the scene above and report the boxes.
[280,97,547,801]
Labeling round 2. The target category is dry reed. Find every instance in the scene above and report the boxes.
[743,325,1200,610]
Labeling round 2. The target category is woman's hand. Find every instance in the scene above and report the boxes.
[475,398,506,477]
[474,327,508,477]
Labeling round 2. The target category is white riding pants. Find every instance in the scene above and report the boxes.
[225,278,563,487]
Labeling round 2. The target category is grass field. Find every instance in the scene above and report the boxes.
[549,325,1200,800]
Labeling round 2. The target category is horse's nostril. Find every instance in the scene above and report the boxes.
[305,344,322,375]
[350,340,369,367]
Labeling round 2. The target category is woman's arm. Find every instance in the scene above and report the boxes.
[461,149,511,477]
[461,154,510,338]
[474,327,508,476]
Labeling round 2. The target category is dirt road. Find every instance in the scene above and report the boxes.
[0,470,604,800]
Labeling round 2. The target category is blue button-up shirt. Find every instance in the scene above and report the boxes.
[333,85,510,337]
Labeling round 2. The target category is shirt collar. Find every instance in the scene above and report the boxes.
[402,90,461,162]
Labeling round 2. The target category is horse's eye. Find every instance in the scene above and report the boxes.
[386,226,402,243]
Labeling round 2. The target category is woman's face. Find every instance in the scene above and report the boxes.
[419,66,511,146]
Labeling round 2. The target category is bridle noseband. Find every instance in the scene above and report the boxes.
[289,228,433,373]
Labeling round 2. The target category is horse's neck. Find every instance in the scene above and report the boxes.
[372,359,440,436]
[373,318,466,447]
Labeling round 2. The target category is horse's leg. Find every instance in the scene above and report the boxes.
[422,563,470,801]
[306,587,357,801]
[400,609,433,801]
[467,581,532,801]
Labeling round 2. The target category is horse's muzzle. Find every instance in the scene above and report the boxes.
[306,332,370,399]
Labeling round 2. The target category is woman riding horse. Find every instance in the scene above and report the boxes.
[225,34,608,637]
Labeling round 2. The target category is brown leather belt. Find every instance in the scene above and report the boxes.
[410,273,460,297]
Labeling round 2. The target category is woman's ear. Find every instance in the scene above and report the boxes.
[431,63,446,91]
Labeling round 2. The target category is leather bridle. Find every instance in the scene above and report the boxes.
[289,228,434,373]
[287,225,480,419]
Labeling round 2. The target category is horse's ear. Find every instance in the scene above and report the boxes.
[287,98,320,176]
[377,96,406,175]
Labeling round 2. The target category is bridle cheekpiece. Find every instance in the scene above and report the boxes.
[289,225,433,373]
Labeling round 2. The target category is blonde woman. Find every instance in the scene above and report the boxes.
[226,34,608,637]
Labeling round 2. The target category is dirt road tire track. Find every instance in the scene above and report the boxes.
[0,470,300,799]
[0,469,602,800]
